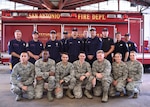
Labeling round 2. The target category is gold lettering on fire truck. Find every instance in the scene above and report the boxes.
[39,33,50,37]
[39,13,60,19]
[92,14,106,20]
[78,14,90,20]
[28,13,60,19]
[28,13,38,18]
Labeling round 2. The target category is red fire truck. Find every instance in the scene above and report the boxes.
[0,10,149,65]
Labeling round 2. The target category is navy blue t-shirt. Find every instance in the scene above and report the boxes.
[26,40,44,64]
[8,39,26,67]
[45,40,61,63]
[66,37,83,63]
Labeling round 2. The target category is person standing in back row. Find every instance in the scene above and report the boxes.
[8,30,26,69]
[114,32,129,62]
[101,28,114,63]
[66,27,82,63]
[45,30,62,63]
[27,31,44,64]
[124,33,138,61]
[85,27,102,65]
[60,31,69,53]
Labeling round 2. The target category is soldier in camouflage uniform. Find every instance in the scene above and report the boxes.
[109,53,128,97]
[34,50,55,101]
[92,50,112,103]
[73,52,95,99]
[55,53,76,99]
[10,52,34,101]
[126,51,143,98]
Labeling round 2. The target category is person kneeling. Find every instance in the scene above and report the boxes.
[109,53,128,97]
[55,53,76,99]
[73,52,95,99]
[10,52,34,101]
[34,50,56,102]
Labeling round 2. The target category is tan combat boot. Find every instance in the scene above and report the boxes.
[120,91,125,97]
[66,89,74,99]
[47,91,54,102]
[101,91,108,103]
[133,93,138,98]
[84,89,93,99]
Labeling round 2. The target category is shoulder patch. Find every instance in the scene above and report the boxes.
[99,38,102,41]
[26,43,29,47]
[7,41,10,46]
[134,43,137,47]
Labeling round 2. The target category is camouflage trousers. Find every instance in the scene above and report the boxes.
[109,81,126,96]
[35,76,55,99]
[55,77,76,99]
[126,81,141,94]
[10,84,34,100]
[93,77,112,96]
[73,76,94,98]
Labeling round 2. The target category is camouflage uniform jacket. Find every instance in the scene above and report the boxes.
[112,61,128,82]
[126,60,143,82]
[92,59,111,78]
[73,60,91,80]
[10,62,35,88]
[35,58,55,79]
[55,62,75,87]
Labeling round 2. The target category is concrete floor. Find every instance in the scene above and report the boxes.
[0,64,150,107]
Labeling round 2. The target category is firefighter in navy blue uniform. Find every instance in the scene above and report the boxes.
[85,27,102,65]
[101,28,114,63]
[66,27,82,63]
[8,30,26,69]
[60,31,69,53]
[45,30,62,63]
[124,33,138,60]
[81,30,88,52]
[27,31,44,64]
[114,32,129,62]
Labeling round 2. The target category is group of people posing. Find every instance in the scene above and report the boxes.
[8,27,143,103]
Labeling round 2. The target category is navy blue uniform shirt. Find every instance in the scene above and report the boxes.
[85,36,102,65]
[126,41,138,61]
[26,40,44,64]
[101,37,114,63]
[45,40,61,63]
[60,38,68,53]
[126,41,138,52]
[114,40,129,61]
[8,39,26,68]
[66,37,83,63]
[81,38,88,52]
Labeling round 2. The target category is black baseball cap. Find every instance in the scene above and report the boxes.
[50,30,56,34]
[90,27,96,31]
[102,28,108,31]
[72,27,78,31]
[32,31,39,34]
[63,31,68,34]
[124,33,131,36]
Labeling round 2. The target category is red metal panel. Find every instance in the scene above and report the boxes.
[116,24,128,36]
[129,19,141,52]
